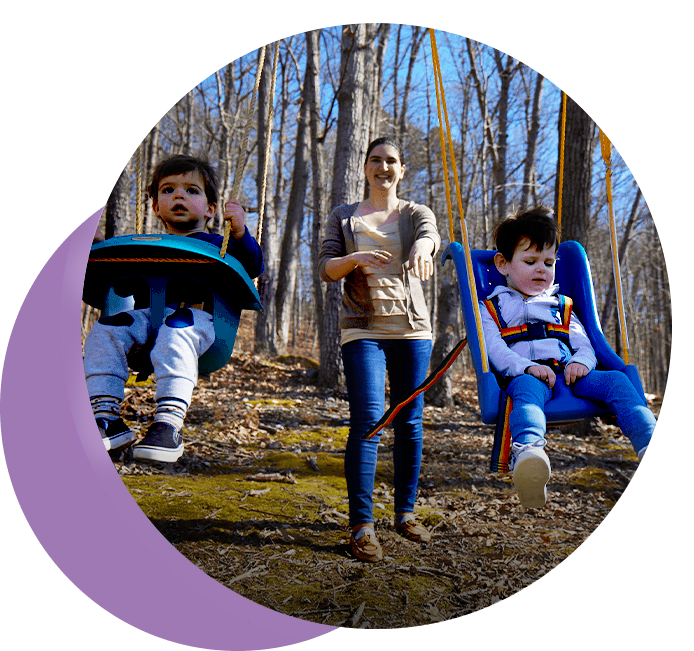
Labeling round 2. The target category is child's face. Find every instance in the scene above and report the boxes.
[495,238,557,298]
[152,170,216,235]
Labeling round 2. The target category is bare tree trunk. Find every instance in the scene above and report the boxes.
[104,168,129,239]
[397,26,426,151]
[467,39,497,234]
[319,23,378,387]
[555,95,595,248]
[655,221,671,393]
[428,278,460,407]
[554,95,597,432]
[215,63,237,232]
[275,39,315,350]
[184,89,194,155]
[144,123,160,233]
[521,72,544,211]
[255,45,279,355]
[265,53,289,354]
[492,50,514,222]
[370,24,390,139]
[308,29,326,353]
[600,187,641,326]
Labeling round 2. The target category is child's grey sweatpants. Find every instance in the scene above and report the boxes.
[84,307,215,406]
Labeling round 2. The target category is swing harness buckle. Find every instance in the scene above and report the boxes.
[523,323,548,341]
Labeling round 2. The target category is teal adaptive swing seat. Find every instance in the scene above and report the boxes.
[442,240,646,425]
[82,234,262,375]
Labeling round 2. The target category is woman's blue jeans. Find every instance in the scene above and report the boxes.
[507,369,655,453]
[341,338,433,528]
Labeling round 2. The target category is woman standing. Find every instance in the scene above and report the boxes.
[318,137,441,562]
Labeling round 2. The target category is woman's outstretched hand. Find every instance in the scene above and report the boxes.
[408,239,434,281]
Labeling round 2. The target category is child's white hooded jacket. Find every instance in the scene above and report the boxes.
[480,284,598,379]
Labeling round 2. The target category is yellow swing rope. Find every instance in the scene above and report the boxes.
[220,44,267,258]
[557,91,567,240]
[599,129,630,364]
[429,28,489,373]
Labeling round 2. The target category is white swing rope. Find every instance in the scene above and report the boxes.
[220,45,267,258]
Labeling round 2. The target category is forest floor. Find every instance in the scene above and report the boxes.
[110,315,658,630]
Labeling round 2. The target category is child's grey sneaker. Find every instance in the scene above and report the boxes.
[132,422,184,463]
[637,446,647,462]
[97,417,135,452]
[511,439,551,508]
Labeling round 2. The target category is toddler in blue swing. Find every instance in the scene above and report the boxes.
[481,206,654,508]
[84,154,264,463]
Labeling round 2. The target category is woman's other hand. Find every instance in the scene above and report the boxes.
[353,250,393,270]
[323,250,393,281]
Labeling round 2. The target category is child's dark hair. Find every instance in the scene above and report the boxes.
[147,154,219,206]
[493,205,558,261]
[364,136,405,166]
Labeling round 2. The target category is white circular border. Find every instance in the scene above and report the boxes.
[75,0,694,649]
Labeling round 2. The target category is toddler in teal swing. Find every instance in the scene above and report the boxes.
[84,154,264,463]
[481,206,655,508]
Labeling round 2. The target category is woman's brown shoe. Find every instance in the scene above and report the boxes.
[395,518,431,542]
[350,528,383,562]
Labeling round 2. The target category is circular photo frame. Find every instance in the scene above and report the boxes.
[1,5,688,651]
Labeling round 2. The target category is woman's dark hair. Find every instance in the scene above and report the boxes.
[147,154,219,206]
[364,136,404,166]
[493,205,558,261]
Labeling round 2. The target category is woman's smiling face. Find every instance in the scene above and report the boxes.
[364,144,405,193]
[495,238,557,298]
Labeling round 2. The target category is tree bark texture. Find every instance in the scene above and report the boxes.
[319,23,378,387]
[555,95,595,249]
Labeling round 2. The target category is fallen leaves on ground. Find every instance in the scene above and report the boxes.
[110,328,658,629]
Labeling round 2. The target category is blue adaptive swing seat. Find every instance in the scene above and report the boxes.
[442,239,646,426]
[82,234,262,375]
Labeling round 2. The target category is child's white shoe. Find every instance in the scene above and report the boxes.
[511,439,551,508]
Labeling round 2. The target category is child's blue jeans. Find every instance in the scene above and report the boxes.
[341,338,433,528]
[507,369,655,453]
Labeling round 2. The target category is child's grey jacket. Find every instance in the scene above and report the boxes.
[480,284,598,379]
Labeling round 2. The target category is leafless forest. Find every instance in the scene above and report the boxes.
[95,24,670,396]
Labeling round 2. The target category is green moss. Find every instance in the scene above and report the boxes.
[420,510,444,527]
[569,467,621,490]
[275,355,320,369]
[123,447,356,524]
[273,426,349,448]
[246,398,297,408]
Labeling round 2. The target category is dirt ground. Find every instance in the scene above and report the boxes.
[109,317,655,629]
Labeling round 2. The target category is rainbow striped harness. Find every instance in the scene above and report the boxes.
[482,293,573,351]
[483,293,574,472]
